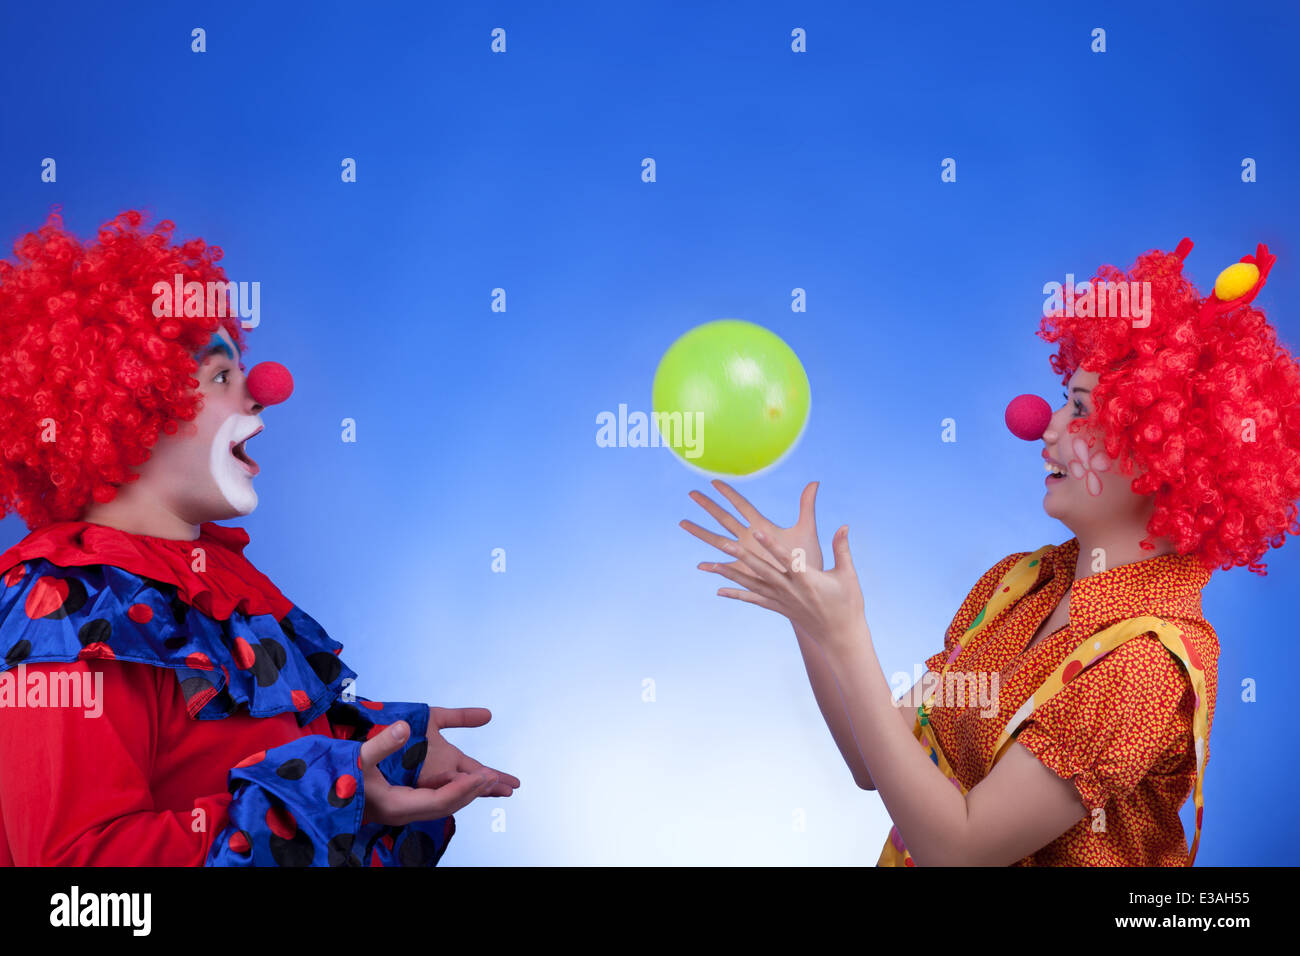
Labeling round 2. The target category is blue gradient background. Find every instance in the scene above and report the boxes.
[2,1,1297,865]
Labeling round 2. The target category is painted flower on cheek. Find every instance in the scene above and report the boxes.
[1068,435,1109,496]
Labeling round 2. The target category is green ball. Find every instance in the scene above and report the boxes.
[651,319,811,475]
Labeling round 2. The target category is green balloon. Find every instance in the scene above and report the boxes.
[651,319,811,475]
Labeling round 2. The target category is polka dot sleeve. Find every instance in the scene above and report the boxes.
[206,733,369,866]
[326,697,457,867]
[1013,635,1194,816]
[326,697,433,788]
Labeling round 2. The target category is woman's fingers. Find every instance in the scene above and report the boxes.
[716,587,785,613]
[688,488,746,537]
[751,529,796,572]
[682,505,784,572]
[712,479,773,529]
[679,517,740,556]
[718,538,788,580]
[698,558,776,596]
[831,524,857,574]
[797,481,820,529]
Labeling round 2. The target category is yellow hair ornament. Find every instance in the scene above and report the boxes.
[1214,261,1261,302]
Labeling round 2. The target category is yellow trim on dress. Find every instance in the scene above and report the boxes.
[877,547,1209,867]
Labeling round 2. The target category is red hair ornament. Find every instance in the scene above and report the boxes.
[1006,238,1279,441]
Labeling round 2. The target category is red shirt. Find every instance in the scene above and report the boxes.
[0,658,350,865]
[0,521,449,866]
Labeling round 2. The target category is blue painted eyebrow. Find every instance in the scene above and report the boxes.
[196,333,237,365]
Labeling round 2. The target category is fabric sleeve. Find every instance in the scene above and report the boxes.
[0,659,369,866]
[325,696,456,867]
[325,697,431,786]
[205,733,367,867]
[1012,634,1195,816]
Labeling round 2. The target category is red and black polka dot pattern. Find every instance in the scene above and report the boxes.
[207,735,366,867]
[0,559,359,726]
[326,697,457,866]
[1,555,455,867]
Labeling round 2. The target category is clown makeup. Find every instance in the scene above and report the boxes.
[210,409,263,513]
[196,331,263,514]
[163,326,264,516]
[1063,389,1107,497]
[1041,368,1154,538]
[79,327,269,541]
[196,332,235,364]
[78,325,268,540]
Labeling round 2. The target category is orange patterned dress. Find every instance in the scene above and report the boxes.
[913,537,1218,866]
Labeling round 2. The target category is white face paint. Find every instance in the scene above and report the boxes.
[209,412,264,514]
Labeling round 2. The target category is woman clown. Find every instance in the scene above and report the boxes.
[0,210,518,866]
[683,239,1300,866]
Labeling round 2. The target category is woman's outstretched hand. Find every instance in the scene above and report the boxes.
[681,479,868,655]
[680,479,824,577]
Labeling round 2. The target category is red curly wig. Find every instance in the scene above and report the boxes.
[1038,241,1300,575]
[0,209,248,530]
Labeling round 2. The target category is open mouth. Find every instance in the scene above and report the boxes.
[1044,460,1067,483]
[230,426,263,476]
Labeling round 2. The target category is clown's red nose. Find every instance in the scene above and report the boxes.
[1005,394,1050,440]
[247,361,294,406]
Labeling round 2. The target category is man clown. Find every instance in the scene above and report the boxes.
[0,210,518,866]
